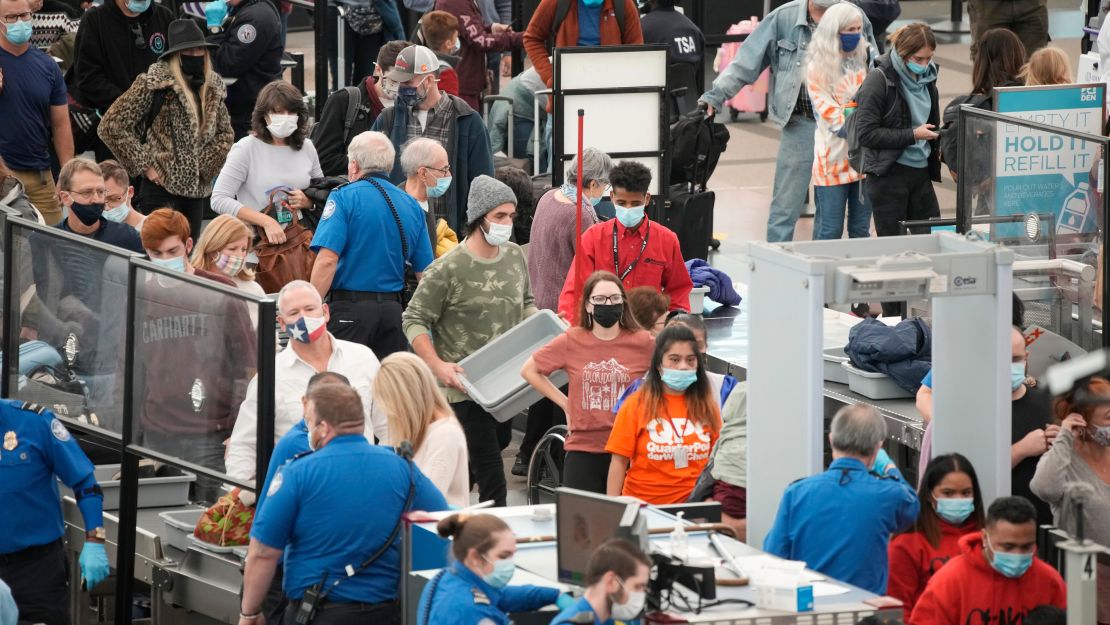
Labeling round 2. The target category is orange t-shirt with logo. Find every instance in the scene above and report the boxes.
[605,389,720,504]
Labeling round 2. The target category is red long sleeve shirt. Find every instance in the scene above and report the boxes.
[556,217,692,318]
[887,520,980,619]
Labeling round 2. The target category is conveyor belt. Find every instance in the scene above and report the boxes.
[702,300,927,452]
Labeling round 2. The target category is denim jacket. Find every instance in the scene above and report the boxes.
[700,0,876,128]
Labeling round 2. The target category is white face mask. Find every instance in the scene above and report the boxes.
[611,587,646,620]
[267,113,299,139]
[482,220,513,247]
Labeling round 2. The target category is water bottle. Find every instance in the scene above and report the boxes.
[1058,182,1091,234]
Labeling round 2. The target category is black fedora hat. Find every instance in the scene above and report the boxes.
[160,19,218,59]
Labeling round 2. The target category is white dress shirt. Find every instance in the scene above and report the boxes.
[224,334,387,482]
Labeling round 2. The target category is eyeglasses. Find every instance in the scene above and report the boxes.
[68,188,107,200]
[589,294,624,305]
[130,23,147,50]
[426,164,451,175]
[1,12,32,23]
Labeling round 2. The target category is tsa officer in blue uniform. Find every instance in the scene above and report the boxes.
[239,383,447,625]
[550,539,651,625]
[763,404,920,595]
[417,513,572,625]
[209,0,283,138]
[0,400,110,625]
[309,130,434,361]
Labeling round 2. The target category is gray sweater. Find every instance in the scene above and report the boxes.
[1030,427,1110,548]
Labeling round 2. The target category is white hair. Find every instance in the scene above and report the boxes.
[277,280,321,315]
[565,147,613,185]
[347,131,396,174]
[399,137,447,178]
[806,3,868,99]
[829,404,887,456]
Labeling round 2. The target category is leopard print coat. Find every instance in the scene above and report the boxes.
[98,61,234,199]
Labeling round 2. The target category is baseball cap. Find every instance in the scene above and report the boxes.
[386,45,440,82]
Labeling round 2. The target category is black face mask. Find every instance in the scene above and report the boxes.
[180,55,205,80]
[591,303,623,329]
[70,201,104,226]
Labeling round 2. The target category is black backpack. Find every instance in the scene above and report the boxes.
[546,0,626,54]
[669,109,730,189]
[938,93,990,171]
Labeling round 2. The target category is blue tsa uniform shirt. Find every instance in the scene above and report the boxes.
[762,457,919,595]
[417,561,560,625]
[310,174,434,293]
[255,419,310,514]
[250,434,447,603]
[550,595,640,625]
[0,400,104,555]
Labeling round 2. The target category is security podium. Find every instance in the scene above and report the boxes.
[745,233,1014,546]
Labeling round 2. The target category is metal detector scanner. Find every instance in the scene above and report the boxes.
[745,233,1015,546]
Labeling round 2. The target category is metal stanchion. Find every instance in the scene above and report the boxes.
[931,0,971,35]
[337,5,347,90]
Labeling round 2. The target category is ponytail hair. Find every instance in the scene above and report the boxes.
[436,513,511,562]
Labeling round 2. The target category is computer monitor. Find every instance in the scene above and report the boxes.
[556,487,644,585]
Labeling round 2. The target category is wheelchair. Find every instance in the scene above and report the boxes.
[526,425,567,505]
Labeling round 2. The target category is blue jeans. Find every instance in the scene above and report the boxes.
[813,181,872,239]
[767,115,817,242]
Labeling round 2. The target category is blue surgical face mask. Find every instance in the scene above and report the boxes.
[614,205,645,228]
[907,61,929,76]
[150,255,187,272]
[987,537,1034,579]
[660,368,697,392]
[581,0,603,6]
[839,32,861,52]
[3,19,32,45]
[1011,362,1026,391]
[426,174,452,198]
[103,202,131,223]
[127,0,151,12]
[935,498,975,525]
[482,557,515,588]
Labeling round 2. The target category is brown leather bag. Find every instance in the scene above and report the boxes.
[253,189,316,294]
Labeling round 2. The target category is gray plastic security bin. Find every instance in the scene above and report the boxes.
[458,310,569,422]
[64,464,196,509]
[823,347,850,384]
[841,363,914,400]
[159,509,204,552]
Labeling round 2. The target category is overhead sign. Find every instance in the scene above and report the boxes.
[993,84,1105,238]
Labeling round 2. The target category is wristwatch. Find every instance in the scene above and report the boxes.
[86,527,107,542]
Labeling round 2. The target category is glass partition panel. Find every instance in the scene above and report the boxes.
[957,108,1109,347]
[130,261,263,503]
[5,219,134,439]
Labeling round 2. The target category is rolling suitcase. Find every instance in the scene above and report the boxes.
[663,185,715,261]
[714,17,770,122]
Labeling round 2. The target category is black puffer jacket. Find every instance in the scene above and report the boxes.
[854,53,941,182]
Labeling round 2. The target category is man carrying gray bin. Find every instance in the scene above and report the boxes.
[402,175,539,507]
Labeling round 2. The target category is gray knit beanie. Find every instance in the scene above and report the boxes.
[466,175,518,224]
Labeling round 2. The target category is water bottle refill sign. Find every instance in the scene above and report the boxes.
[993,84,1106,238]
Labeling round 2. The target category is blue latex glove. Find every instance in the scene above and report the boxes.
[79,542,110,590]
[555,592,576,610]
[871,449,895,476]
[205,0,229,31]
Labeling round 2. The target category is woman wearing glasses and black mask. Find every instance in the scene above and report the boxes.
[99,18,234,239]
[522,270,654,494]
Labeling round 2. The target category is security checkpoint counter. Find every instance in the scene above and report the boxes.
[62,496,243,625]
[405,504,901,625]
[701,293,927,454]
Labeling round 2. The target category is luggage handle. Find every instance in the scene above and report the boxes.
[534,89,552,177]
[483,95,516,159]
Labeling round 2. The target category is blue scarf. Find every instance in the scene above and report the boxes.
[889,52,937,168]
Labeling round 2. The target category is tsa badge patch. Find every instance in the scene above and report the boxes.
[322,198,336,220]
[50,419,71,442]
[237,24,257,44]
[267,472,283,496]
